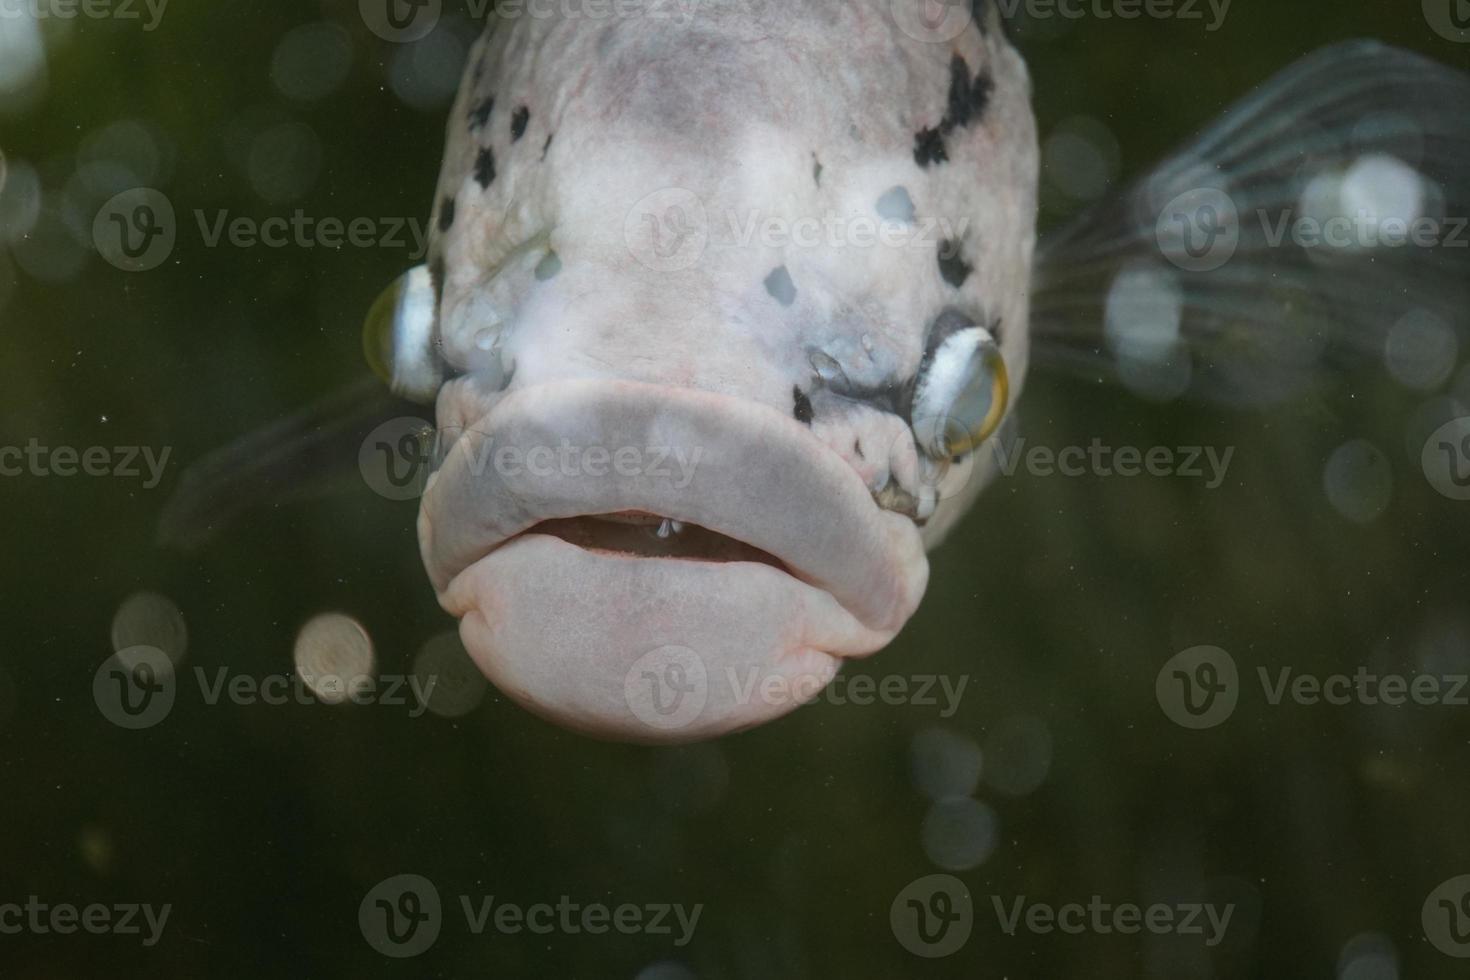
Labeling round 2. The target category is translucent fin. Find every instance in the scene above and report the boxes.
[1030,41,1470,406]
[157,376,425,551]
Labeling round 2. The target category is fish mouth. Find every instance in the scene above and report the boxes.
[418,379,929,743]
[525,512,789,568]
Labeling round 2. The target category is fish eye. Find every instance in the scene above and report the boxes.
[362,265,442,404]
[911,326,1009,458]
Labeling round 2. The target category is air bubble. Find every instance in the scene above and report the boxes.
[412,632,487,718]
[1336,932,1398,980]
[247,121,323,205]
[983,715,1053,798]
[272,22,353,103]
[293,613,375,705]
[1323,440,1392,524]
[1044,116,1120,203]
[1384,309,1457,391]
[920,797,999,871]
[111,591,188,667]
[909,727,983,801]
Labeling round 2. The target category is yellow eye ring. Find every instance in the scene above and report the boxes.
[943,343,1009,457]
[361,265,441,403]
[912,327,1010,459]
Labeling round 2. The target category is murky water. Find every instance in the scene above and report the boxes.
[2,2,1469,977]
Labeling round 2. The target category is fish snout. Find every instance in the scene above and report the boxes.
[418,379,930,742]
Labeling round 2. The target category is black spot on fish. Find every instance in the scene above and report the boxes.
[914,55,994,168]
[914,127,948,168]
[972,0,990,33]
[945,55,993,131]
[468,96,495,129]
[854,439,865,460]
[938,239,972,288]
[430,256,446,306]
[439,195,456,233]
[511,106,530,142]
[793,386,814,426]
[542,133,554,160]
[812,153,823,186]
[474,146,496,188]
[765,265,797,307]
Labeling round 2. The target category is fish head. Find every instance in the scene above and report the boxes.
[401,3,1038,741]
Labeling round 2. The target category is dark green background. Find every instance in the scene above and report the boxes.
[2,1,1469,977]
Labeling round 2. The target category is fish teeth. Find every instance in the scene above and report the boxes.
[655,519,685,539]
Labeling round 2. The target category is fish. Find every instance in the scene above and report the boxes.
[161,2,1470,742]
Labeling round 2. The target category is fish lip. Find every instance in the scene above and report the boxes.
[418,379,929,635]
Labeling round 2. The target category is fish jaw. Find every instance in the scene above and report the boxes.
[418,379,929,742]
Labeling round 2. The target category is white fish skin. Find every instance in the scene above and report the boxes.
[419,1,1039,740]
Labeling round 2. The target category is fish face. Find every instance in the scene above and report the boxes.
[418,2,1038,740]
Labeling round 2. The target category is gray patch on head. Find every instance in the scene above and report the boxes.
[765,265,798,307]
[535,251,562,281]
[876,186,916,224]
